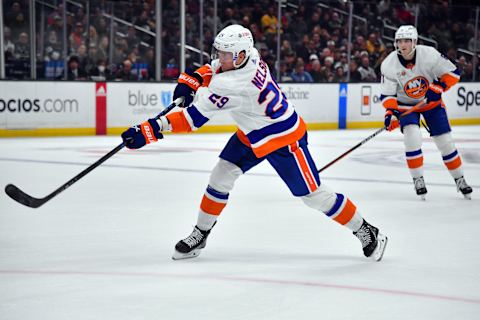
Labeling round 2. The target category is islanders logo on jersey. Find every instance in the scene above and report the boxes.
[403,76,429,99]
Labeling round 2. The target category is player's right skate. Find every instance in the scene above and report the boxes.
[353,220,388,261]
[172,224,214,260]
[413,176,427,200]
[455,176,473,200]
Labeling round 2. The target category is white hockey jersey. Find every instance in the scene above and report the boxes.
[380,45,460,109]
[166,48,306,158]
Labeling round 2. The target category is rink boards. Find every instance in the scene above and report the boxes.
[0,81,479,137]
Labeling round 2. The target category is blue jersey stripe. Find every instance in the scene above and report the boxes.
[246,112,298,144]
[187,105,210,128]
[326,193,344,217]
[406,149,422,157]
[206,185,229,200]
[442,150,458,161]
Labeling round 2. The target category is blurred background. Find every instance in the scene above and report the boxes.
[1,0,479,83]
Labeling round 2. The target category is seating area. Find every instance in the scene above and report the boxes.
[3,0,479,82]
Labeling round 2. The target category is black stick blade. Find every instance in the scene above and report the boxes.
[5,184,46,208]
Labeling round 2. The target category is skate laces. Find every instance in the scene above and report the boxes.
[414,177,425,190]
[355,225,373,248]
[455,177,468,191]
[183,227,205,248]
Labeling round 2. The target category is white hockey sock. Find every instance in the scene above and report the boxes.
[403,124,424,178]
[196,211,218,231]
[433,133,464,179]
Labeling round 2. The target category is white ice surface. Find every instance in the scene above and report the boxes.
[1,126,479,319]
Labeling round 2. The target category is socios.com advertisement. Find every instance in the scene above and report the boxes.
[0,82,95,129]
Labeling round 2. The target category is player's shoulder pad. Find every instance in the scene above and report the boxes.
[208,72,241,96]
[380,51,398,77]
[417,45,443,64]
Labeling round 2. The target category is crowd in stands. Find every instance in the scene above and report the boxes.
[3,0,480,82]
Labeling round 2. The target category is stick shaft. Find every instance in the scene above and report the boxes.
[317,100,427,173]
[5,98,183,208]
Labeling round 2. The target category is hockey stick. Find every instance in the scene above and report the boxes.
[5,97,184,208]
[318,100,429,173]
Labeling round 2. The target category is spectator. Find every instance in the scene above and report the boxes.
[164,59,179,79]
[366,32,386,58]
[261,7,279,36]
[69,22,86,53]
[306,53,319,72]
[320,56,334,82]
[66,55,87,80]
[468,33,480,52]
[89,59,113,81]
[310,59,324,82]
[14,32,30,60]
[333,62,347,82]
[5,1,27,38]
[3,27,16,55]
[222,8,238,28]
[358,55,377,82]
[44,30,62,62]
[290,61,313,83]
[278,62,293,83]
[348,59,362,83]
[116,59,137,81]
[462,62,474,82]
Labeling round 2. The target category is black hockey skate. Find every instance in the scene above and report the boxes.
[353,220,388,262]
[413,176,427,200]
[172,224,214,260]
[455,176,473,200]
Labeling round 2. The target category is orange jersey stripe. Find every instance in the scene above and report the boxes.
[333,198,356,225]
[166,111,192,133]
[440,73,460,91]
[236,129,251,147]
[407,156,423,169]
[290,142,318,193]
[252,118,307,158]
[200,195,226,216]
[382,97,399,110]
[445,156,462,170]
[195,65,213,87]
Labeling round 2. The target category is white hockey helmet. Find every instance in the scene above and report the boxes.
[212,24,254,68]
[394,25,418,57]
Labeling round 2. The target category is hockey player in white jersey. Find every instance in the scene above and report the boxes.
[381,25,472,200]
[121,25,387,261]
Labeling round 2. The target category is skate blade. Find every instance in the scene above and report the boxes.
[371,233,388,262]
[172,249,202,260]
[419,194,426,201]
[463,193,472,200]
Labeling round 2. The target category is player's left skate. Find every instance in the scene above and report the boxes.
[353,220,388,262]
[413,176,427,200]
[172,224,214,260]
[455,176,472,200]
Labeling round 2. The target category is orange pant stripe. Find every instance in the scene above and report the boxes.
[290,142,318,193]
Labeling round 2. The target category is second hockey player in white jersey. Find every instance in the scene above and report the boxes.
[121,25,388,261]
[380,25,472,200]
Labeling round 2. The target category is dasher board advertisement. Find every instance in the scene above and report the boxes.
[0,82,95,129]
